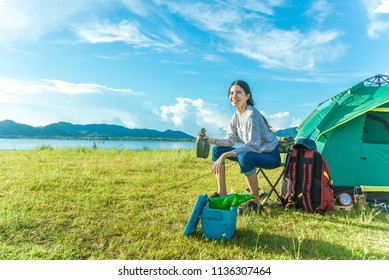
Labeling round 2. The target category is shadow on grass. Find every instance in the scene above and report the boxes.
[233,230,347,259]
[232,229,388,260]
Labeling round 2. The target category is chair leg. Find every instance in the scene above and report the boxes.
[257,168,285,206]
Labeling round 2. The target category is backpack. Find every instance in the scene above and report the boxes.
[281,138,334,214]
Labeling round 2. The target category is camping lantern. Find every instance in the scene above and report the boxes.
[337,192,352,206]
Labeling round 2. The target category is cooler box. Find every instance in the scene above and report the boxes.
[200,204,237,241]
[184,194,238,241]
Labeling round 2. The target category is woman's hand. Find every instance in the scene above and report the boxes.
[196,135,209,142]
[212,154,225,174]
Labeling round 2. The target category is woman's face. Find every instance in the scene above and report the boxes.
[229,84,250,109]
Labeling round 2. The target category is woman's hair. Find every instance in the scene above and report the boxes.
[229,80,274,132]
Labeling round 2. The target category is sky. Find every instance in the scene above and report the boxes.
[1,0,389,138]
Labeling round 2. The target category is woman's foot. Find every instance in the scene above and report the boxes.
[244,187,269,201]
[209,192,220,198]
[238,200,262,215]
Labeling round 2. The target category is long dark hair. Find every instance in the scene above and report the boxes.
[229,80,274,132]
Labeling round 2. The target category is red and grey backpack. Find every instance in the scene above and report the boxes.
[281,138,334,214]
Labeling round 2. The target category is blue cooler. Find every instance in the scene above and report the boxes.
[184,194,238,241]
[200,204,237,241]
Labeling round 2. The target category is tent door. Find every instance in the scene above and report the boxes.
[359,112,389,186]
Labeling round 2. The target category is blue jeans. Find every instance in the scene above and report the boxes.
[212,146,281,176]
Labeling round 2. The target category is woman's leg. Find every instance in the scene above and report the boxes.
[212,146,236,196]
[215,163,227,196]
[237,148,281,204]
[244,173,260,204]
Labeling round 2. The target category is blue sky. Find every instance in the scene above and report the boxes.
[1,0,389,138]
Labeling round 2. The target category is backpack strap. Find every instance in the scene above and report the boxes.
[301,150,314,213]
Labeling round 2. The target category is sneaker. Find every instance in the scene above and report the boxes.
[238,201,262,215]
[259,192,270,201]
[243,187,251,195]
[209,192,220,198]
[244,187,269,201]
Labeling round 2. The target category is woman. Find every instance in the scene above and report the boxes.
[198,80,280,213]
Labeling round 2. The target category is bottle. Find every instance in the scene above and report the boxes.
[196,128,210,158]
[208,194,255,210]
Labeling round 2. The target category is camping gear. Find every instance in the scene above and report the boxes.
[281,138,334,214]
[367,201,389,212]
[353,187,367,209]
[294,74,389,202]
[200,204,237,241]
[184,194,237,241]
[277,136,295,153]
[196,128,210,158]
[333,204,353,211]
[336,192,353,206]
[208,193,254,210]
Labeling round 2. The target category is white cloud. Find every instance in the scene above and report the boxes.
[159,98,299,136]
[234,0,283,16]
[203,54,220,62]
[368,20,389,38]
[159,1,343,70]
[374,0,389,13]
[0,77,159,129]
[231,28,343,70]
[0,0,182,51]
[160,1,241,33]
[74,19,182,50]
[305,0,334,24]
[0,0,94,44]
[262,111,300,131]
[290,117,302,128]
[122,0,150,16]
[0,0,344,69]
[0,78,140,97]
[161,98,230,137]
[74,20,151,45]
[363,0,389,38]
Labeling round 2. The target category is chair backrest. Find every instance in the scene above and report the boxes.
[277,136,294,154]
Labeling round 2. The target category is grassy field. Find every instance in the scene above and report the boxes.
[0,147,388,260]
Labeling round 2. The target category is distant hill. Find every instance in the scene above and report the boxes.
[275,127,297,137]
[0,120,195,141]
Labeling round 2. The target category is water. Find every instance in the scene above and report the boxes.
[0,138,196,151]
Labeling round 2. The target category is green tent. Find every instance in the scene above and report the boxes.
[295,74,389,201]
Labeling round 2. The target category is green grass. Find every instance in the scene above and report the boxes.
[0,148,388,260]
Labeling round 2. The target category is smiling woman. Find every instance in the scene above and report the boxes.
[197,80,280,213]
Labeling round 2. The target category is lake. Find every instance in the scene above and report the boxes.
[0,138,196,151]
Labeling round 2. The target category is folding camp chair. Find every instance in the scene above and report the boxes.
[256,137,294,207]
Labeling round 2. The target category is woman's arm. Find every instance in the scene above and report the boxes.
[211,150,236,174]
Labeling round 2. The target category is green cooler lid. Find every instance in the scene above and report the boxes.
[183,194,208,236]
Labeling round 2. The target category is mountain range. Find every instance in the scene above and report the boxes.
[0,120,195,141]
[0,119,297,141]
[274,127,297,137]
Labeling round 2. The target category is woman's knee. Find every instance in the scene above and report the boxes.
[212,146,223,159]
[212,146,234,162]
[237,152,256,172]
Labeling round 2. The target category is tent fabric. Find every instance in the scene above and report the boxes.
[294,75,389,200]
[317,86,389,137]
[362,112,389,144]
